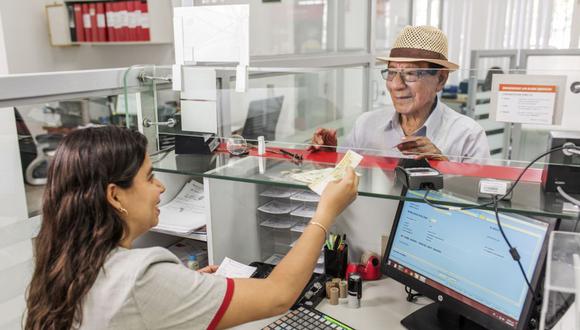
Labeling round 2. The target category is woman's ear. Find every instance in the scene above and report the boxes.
[106,183,123,211]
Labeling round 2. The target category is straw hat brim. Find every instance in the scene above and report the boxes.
[377,56,459,71]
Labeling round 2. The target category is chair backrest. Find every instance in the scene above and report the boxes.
[241,96,284,141]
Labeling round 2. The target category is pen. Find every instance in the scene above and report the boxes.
[278,148,303,161]
[333,234,341,251]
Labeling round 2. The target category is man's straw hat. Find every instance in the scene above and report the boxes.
[377,25,459,71]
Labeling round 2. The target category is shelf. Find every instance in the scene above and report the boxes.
[69,41,172,46]
[152,151,580,220]
[46,0,172,46]
[150,227,207,242]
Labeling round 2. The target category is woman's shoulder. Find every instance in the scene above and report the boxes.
[106,247,181,274]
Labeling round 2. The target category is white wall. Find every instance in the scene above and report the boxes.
[0,0,175,74]
[0,8,34,329]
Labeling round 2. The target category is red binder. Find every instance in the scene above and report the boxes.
[112,2,121,41]
[126,1,137,41]
[89,3,98,42]
[105,2,116,41]
[82,3,92,42]
[96,2,107,42]
[73,4,85,42]
[118,1,129,41]
[140,1,150,41]
[133,1,143,41]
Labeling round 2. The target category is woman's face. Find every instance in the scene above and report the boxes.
[119,155,166,235]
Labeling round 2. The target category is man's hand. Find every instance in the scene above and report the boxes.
[197,265,219,274]
[307,128,338,152]
[397,136,449,161]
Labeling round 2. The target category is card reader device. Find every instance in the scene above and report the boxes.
[395,159,443,190]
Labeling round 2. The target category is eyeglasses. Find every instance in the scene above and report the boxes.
[380,68,438,83]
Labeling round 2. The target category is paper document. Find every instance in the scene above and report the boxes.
[215,257,257,278]
[309,150,363,195]
[155,180,206,234]
[290,168,333,184]
[495,83,557,124]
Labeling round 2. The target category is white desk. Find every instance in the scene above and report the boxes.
[232,278,431,330]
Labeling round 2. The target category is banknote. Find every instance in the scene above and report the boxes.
[290,168,334,184]
[309,150,363,195]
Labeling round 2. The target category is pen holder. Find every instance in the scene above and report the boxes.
[323,244,348,279]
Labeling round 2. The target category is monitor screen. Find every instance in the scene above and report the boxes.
[384,189,553,330]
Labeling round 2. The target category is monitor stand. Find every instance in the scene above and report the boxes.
[401,302,488,330]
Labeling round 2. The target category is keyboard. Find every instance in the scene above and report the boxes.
[261,306,355,330]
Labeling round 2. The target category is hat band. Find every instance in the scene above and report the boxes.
[389,48,447,61]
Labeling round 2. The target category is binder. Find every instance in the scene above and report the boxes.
[134,0,143,41]
[73,3,84,42]
[118,1,129,41]
[82,3,92,42]
[127,1,137,41]
[66,4,77,42]
[105,2,116,41]
[140,1,150,41]
[89,3,98,42]
[112,2,122,41]
[96,2,107,42]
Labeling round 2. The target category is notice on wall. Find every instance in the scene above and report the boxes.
[495,84,556,125]
[490,74,566,126]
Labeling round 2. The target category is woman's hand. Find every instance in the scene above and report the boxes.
[316,167,359,224]
[197,265,219,274]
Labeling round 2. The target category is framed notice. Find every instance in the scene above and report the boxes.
[490,74,566,125]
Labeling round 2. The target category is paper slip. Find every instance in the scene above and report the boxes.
[215,257,257,278]
[290,168,333,184]
[309,150,363,195]
[155,180,206,234]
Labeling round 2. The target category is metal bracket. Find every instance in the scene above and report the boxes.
[143,118,177,128]
[138,72,172,83]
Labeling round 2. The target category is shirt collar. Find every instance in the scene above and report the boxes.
[385,97,441,137]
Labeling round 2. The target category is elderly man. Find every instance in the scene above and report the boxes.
[310,26,490,162]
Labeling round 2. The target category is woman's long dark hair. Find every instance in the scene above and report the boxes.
[25,126,147,330]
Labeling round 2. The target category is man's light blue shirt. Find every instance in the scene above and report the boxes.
[341,98,491,162]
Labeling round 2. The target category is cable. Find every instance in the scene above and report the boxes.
[422,144,580,212]
[491,196,537,302]
[405,286,423,302]
[556,186,580,207]
[423,189,495,211]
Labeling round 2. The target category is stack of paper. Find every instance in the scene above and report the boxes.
[215,257,257,278]
[154,180,206,234]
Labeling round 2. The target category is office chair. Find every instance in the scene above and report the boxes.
[15,108,65,186]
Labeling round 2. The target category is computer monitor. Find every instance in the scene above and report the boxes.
[382,189,556,330]
[241,96,284,141]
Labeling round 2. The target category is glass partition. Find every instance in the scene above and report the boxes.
[150,63,580,219]
[3,67,168,218]
[193,0,368,55]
